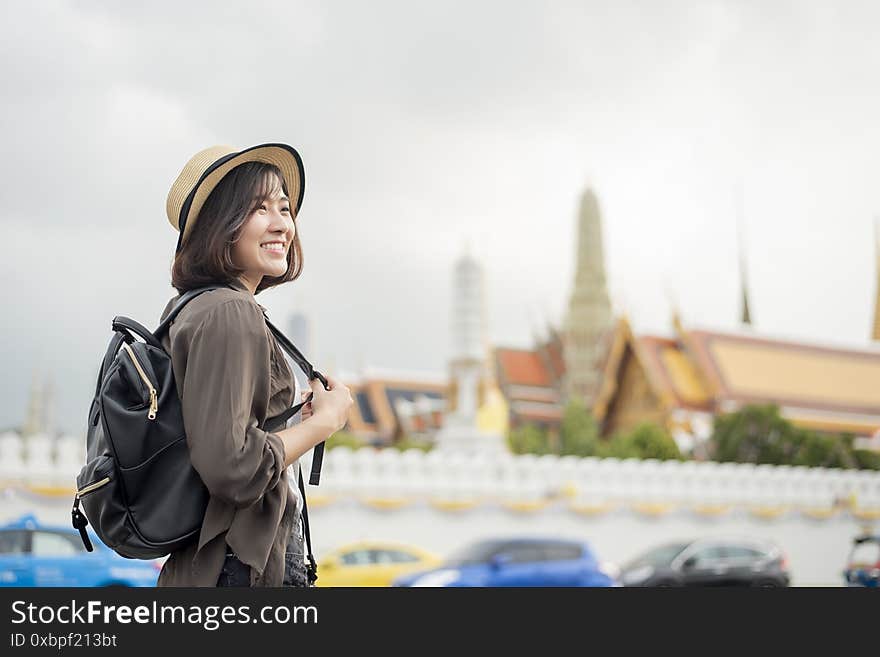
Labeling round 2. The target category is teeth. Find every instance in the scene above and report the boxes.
[261,243,285,252]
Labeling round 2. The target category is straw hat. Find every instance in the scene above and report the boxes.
[166,143,305,250]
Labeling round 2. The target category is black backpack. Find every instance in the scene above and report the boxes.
[71,284,327,583]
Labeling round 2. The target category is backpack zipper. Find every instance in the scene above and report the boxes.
[121,343,158,420]
[76,477,111,497]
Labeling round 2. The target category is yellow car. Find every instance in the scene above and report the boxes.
[316,541,442,587]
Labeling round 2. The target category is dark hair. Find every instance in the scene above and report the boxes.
[170,162,304,294]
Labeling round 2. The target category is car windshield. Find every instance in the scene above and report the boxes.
[625,542,690,569]
[445,540,508,567]
[849,539,880,567]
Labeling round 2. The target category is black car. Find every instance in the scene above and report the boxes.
[620,538,790,587]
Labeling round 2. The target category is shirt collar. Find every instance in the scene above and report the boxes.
[227,278,268,313]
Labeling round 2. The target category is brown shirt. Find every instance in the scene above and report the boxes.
[155,279,298,587]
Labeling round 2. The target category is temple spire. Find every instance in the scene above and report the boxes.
[740,268,752,326]
[23,369,43,437]
[736,185,752,326]
[872,217,880,341]
[665,284,683,335]
[563,186,613,405]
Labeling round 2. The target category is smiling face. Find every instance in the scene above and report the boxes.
[171,161,304,295]
[231,172,296,294]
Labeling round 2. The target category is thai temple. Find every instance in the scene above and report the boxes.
[592,215,880,452]
[341,186,880,453]
[594,314,880,452]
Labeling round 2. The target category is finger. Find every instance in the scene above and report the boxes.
[312,374,337,392]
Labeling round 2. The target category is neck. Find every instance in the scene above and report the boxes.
[237,275,259,296]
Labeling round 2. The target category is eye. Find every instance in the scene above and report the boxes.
[282,207,291,213]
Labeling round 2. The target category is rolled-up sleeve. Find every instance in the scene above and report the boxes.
[179,298,286,508]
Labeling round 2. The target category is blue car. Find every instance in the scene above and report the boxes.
[0,514,161,587]
[392,537,619,587]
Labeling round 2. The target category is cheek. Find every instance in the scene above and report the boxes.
[231,219,265,263]
[230,240,250,267]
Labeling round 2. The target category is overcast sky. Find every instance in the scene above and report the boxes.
[2,0,879,435]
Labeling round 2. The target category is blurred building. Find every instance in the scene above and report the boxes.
[287,312,310,358]
[343,369,448,445]
[493,328,567,433]
[341,248,508,450]
[433,248,507,453]
[593,314,880,451]
[21,370,59,461]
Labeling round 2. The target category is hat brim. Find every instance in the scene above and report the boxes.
[176,143,304,250]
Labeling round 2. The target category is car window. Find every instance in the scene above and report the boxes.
[382,550,419,564]
[0,530,29,555]
[372,550,395,564]
[339,550,373,566]
[31,532,82,556]
[690,546,726,565]
[626,542,689,569]
[725,546,765,560]
[541,543,583,562]
[504,544,547,564]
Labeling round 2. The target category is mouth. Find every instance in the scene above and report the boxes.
[260,241,287,255]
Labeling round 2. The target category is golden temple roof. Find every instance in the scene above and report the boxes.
[594,318,880,437]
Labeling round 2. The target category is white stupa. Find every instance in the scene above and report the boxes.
[433,245,508,454]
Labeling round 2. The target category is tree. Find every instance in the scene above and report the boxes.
[853,448,880,470]
[791,431,855,469]
[325,430,364,450]
[558,398,600,456]
[392,435,433,452]
[708,404,878,469]
[709,404,801,464]
[507,423,552,455]
[600,423,681,460]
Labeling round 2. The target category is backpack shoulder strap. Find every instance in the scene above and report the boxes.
[262,316,329,487]
[153,285,230,340]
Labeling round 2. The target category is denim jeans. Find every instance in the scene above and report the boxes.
[217,515,310,587]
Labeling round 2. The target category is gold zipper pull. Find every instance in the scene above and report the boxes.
[76,476,111,497]
[121,342,159,421]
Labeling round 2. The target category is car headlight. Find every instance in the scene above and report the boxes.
[411,569,462,587]
[622,565,654,585]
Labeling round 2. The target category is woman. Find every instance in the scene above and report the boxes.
[155,143,353,587]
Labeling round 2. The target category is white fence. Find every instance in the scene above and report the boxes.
[3,432,880,514]
[306,446,880,514]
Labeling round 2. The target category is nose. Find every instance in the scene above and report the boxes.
[268,208,294,235]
